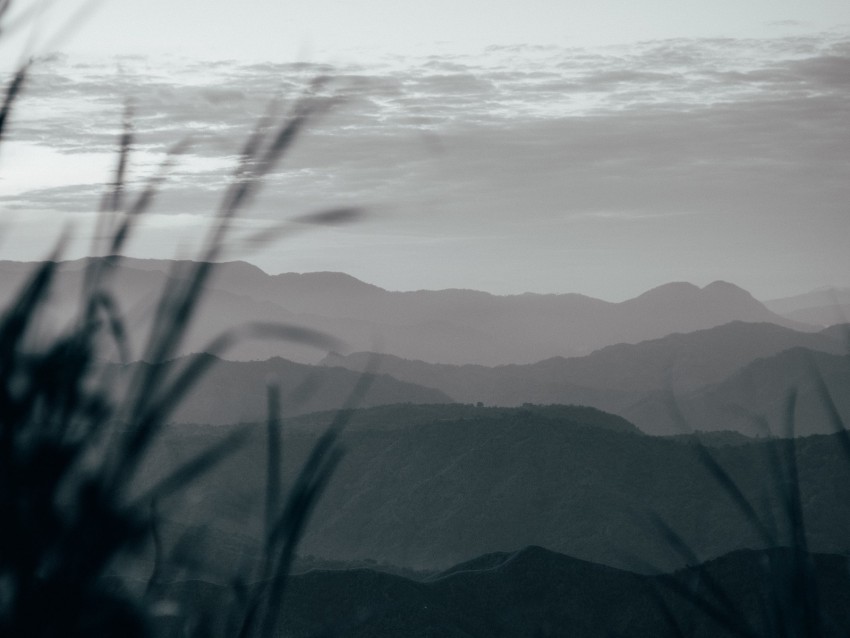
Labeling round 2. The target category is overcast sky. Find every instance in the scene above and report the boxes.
[0,1,849,300]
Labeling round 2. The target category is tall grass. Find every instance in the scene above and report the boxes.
[644,359,850,638]
[0,10,364,636]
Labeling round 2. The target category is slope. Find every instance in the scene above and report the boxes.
[322,321,846,412]
[146,404,850,573]
[153,546,850,638]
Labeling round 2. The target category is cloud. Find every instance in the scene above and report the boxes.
[766,20,808,28]
[3,33,850,297]
[570,210,698,221]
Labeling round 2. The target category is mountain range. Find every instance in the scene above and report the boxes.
[5,257,841,436]
[0,258,813,366]
[765,287,850,326]
[9,257,850,634]
[96,319,850,436]
[627,347,850,435]
[153,545,850,638]
[113,355,451,425]
[322,321,850,435]
[147,404,850,573]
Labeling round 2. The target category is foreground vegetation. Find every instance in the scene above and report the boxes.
[0,11,364,633]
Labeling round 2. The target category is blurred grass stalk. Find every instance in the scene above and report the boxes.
[648,355,850,637]
[0,4,365,635]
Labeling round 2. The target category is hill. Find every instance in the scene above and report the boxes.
[285,402,640,434]
[322,322,848,434]
[153,545,850,638]
[0,259,812,365]
[114,355,452,425]
[765,287,850,326]
[625,348,850,436]
[145,403,850,573]
[125,324,850,437]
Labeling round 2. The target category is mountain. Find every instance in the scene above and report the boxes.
[114,355,451,425]
[147,404,850,573]
[625,348,850,436]
[780,304,850,327]
[286,402,641,434]
[322,321,847,426]
[0,258,812,366]
[765,287,850,314]
[154,546,850,638]
[765,287,850,326]
[117,321,850,436]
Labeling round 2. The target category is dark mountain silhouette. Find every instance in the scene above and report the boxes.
[282,547,850,638]
[286,402,641,434]
[154,546,850,638]
[0,258,812,365]
[148,404,850,573]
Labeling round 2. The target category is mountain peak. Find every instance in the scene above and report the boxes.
[630,281,759,304]
[702,280,753,296]
[628,280,764,307]
[273,271,385,293]
[629,281,701,303]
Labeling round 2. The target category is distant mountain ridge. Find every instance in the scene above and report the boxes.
[322,321,848,434]
[0,258,814,366]
[764,287,850,327]
[626,347,850,436]
[113,355,451,425]
[139,320,849,436]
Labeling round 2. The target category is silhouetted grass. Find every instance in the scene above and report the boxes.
[0,21,365,636]
[646,355,850,637]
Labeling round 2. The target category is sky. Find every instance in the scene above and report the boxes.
[0,0,849,300]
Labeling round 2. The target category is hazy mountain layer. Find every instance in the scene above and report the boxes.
[625,348,850,436]
[114,355,451,425]
[148,404,850,573]
[0,258,811,365]
[764,288,850,326]
[782,304,850,327]
[322,322,849,434]
[766,287,850,312]
[108,322,850,436]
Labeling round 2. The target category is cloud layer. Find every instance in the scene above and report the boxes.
[2,33,849,299]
